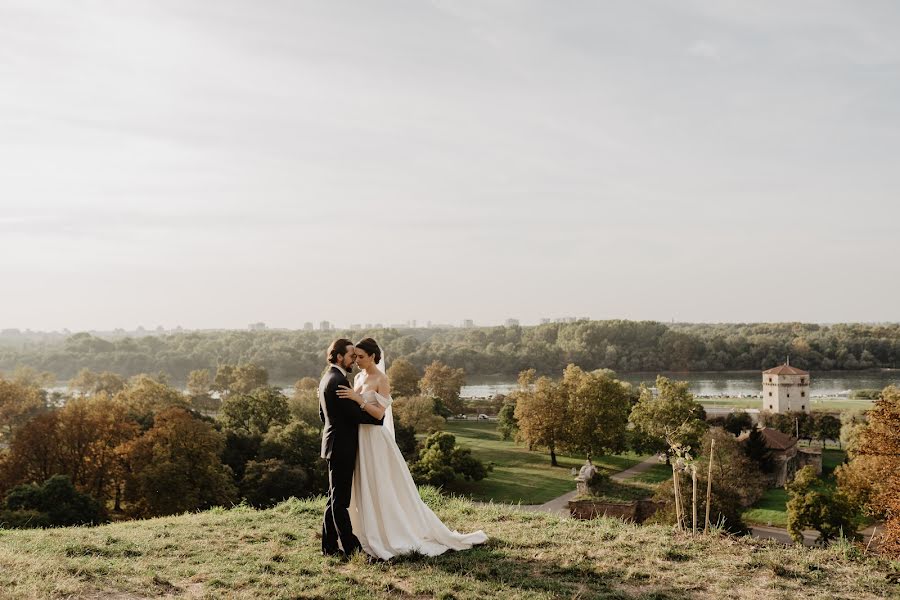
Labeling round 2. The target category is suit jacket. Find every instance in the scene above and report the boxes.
[319,365,383,461]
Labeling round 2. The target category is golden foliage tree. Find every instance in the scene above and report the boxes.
[836,385,900,555]
[392,396,445,433]
[514,374,568,466]
[418,361,466,415]
[387,358,421,398]
[0,377,45,444]
[560,365,631,460]
[121,406,237,517]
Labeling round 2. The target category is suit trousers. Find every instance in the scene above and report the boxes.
[321,454,361,556]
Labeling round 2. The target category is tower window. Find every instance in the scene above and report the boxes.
[801,405,805,410]
[768,377,772,382]
[787,393,790,397]
[801,391,805,397]
[769,405,773,410]
[769,392,772,397]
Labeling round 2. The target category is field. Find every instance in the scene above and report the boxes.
[1,492,898,599]
[698,397,874,412]
[441,421,650,504]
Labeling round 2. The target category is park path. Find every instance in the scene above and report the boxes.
[516,455,662,517]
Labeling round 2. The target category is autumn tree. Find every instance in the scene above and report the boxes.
[69,369,126,396]
[0,395,139,508]
[418,361,466,415]
[628,376,707,458]
[114,375,188,425]
[121,407,237,517]
[514,374,568,466]
[392,395,445,433]
[560,365,630,460]
[814,414,841,447]
[387,358,420,398]
[835,386,900,555]
[0,377,45,444]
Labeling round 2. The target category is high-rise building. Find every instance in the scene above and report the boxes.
[303,322,313,331]
[319,321,331,331]
[505,318,520,327]
[248,322,266,331]
[462,319,474,328]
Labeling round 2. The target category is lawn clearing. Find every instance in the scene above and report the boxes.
[441,420,650,504]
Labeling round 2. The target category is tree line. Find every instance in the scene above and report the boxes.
[2,320,900,384]
[0,359,486,529]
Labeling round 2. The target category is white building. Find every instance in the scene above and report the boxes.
[319,321,331,331]
[762,362,810,414]
[462,319,474,328]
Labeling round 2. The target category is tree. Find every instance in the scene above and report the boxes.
[393,421,419,461]
[0,395,139,507]
[211,363,268,398]
[0,377,45,444]
[121,407,237,517]
[722,411,753,436]
[814,414,841,447]
[187,369,211,396]
[653,428,765,534]
[3,475,105,527]
[69,369,125,396]
[628,376,707,458]
[392,396,445,433]
[410,432,488,487]
[741,426,775,474]
[240,459,309,508]
[387,358,420,398]
[288,384,320,425]
[219,386,290,435]
[418,361,465,415]
[514,375,568,466]
[114,375,188,425]
[497,400,517,441]
[839,410,867,453]
[835,386,900,556]
[560,365,630,460]
[258,420,327,494]
[786,466,859,544]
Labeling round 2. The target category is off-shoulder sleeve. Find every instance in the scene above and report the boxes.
[371,391,393,408]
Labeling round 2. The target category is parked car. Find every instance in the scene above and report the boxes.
[477,414,489,420]
[455,414,467,420]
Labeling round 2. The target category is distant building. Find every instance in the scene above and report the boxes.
[540,318,552,325]
[462,319,474,328]
[248,322,266,331]
[738,427,821,487]
[319,321,331,331]
[303,322,313,331]
[505,318,519,327]
[350,324,361,330]
[762,361,810,414]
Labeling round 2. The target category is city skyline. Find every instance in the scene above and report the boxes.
[2,1,899,330]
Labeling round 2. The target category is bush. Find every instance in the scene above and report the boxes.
[3,475,105,527]
[410,432,489,487]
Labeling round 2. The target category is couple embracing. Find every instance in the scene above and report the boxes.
[318,337,487,560]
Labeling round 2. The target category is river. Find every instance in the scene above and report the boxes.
[459,370,900,399]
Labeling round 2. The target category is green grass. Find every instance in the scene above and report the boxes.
[1,493,897,599]
[743,488,791,528]
[441,421,650,504]
[743,449,850,528]
[699,397,874,412]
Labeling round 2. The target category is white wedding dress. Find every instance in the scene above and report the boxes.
[349,374,488,560]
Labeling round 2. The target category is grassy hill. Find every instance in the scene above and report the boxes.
[1,490,897,599]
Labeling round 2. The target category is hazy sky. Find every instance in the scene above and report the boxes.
[2,1,898,330]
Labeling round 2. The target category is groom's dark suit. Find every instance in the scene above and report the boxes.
[319,364,383,557]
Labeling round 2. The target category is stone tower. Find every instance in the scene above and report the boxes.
[762,361,810,414]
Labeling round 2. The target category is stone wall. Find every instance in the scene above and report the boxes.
[568,499,663,524]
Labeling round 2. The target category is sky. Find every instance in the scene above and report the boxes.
[1,0,899,331]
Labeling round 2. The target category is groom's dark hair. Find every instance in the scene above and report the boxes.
[327,338,354,364]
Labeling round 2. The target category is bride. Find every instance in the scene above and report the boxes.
[336,337,487,560]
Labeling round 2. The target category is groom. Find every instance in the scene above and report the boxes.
[319,338,384,558]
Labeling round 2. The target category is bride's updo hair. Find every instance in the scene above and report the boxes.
[355,338,382,365]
